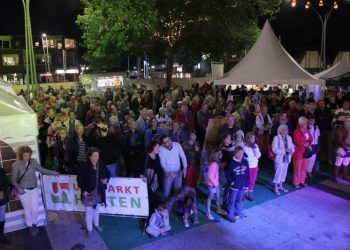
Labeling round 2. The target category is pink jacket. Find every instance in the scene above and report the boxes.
[293,128,313,160]
[207,162,220,187]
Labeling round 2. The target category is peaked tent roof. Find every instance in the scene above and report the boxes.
[0,80,16,95]
[314,60,350,80]
[0,87,33,116]
[214,21,324,86]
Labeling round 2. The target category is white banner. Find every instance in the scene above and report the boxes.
[42,175,149,217]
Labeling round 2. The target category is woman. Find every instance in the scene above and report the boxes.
[292,117,313,189]
[11,146,59,236]
[144,118,167,148]
[242,132,261,201]
[182,131,201,189]
[133,141,163,216]
[307,115,320,178]
[0,167,10,244]
[272,125,295,195]
[77,147,110,237]
[54,128,70,174]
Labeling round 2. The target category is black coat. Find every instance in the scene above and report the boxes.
[77,160,110,205]
[0,168,9,205]
[54,138,69,170]
[68,133,89,168]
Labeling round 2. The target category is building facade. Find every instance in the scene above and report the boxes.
[0,35,79,84]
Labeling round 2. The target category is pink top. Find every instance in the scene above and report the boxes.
[207,162,220,187]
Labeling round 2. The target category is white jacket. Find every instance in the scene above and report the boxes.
[271,134,295,164]
[243,143,261,168]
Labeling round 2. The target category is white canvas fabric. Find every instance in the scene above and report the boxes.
[314,60,350,80]
[214,21,324,86]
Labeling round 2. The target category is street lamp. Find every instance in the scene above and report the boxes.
[41,33,48,73]
[290,0,339,70]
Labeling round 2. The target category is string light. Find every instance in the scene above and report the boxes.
[291,0,297,7]
[305,1,310,8]
[334,1,339,9]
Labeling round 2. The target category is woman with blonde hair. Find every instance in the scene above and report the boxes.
[292,117,313,188]
[272,124,295,195]
[11,146,59,236]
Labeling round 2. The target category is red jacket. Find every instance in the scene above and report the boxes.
[175,111,195,131]
[293,128,313,160]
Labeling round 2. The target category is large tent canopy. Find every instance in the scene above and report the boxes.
[214,20,324,86]
[314,60,350,80]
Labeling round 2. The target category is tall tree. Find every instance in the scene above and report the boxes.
[78,0,280,83]
[77,0,157,71]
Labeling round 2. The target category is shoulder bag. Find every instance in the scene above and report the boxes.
[11,160,31,200]
[84,165,100,207]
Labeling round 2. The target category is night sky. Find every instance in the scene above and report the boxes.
[0,0,349,63]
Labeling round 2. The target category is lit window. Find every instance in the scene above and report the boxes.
[2,54,19,66]
[35,41,39,47]
[57,43,62,49]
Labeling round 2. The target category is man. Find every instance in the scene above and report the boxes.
[68,123,89,174]
[68,111,80,138]
[255,105,272,155]
[314,100,333,165]
[271,112,294,139]
[76,95,90,125]
[159,135,187,200]
[136,108,149,135]
[333,100,350,128]
[124,118,144,176]
[197,103,211,145]
[94,123,120,177]
[334,116,350,182]
[85,104,96,126]
[287,100,299,129]
[175,103,195,132]
[218,114,239,146]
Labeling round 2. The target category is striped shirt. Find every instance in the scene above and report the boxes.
[77,136,87,162]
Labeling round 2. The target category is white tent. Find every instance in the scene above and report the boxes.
[300,50,323,70]
[0,88,47,233]
[0,79,16,95]
[333,51,350,65]
[314,60,350,80]
[214,21,325,86]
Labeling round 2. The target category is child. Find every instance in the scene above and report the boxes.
[146,204,171,237]
[242,132,261,201]
[207,150,226,220]
[226,146,250,223]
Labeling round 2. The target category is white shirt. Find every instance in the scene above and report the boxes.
[243,143,261,168]
[159,142,188,173]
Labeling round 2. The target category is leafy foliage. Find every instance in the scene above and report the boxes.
[77,0,280,71]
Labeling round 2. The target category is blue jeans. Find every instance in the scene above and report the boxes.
[0,204,6,222]
[228,188,244,219]
[106,163,117,177]
[163,172,182,201]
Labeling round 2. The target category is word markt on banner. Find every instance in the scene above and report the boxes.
[42,175,149,217]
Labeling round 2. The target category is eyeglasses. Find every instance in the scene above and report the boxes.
[99,128,108,132]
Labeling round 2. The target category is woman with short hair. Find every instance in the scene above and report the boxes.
[11,146,59,236]
[272,125,295,195]
[292,117,313,188]
[77,147,110,237]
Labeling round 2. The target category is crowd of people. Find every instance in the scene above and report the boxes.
[1,82,350,241]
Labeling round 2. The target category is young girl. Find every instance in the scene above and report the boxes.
[243,132,261,201]
[146,203,171,237]
[226,146,250,223]
[206,150,226,220]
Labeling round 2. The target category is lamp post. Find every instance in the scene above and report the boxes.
[41,33,48,73]
[22,0,38,96]
[291,0,339,70]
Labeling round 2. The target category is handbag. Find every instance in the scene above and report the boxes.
[303,148,313,159]
[12,160,31,200]
[84,165,100,207]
